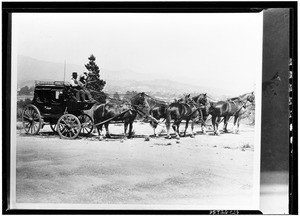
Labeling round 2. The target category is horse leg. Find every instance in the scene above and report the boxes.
[104,123,111,138]
[191,120,195,138]
[233,115,240,134]
[172,120,181,139]
[236,116,241,133]
[201,122,207,135]
[97,124,104,140]
[223,116,229,133]
[215,117,221,135]
[183,120,189,137]
[165,114,172,139]
[212,115,217,135]
[124,122,129,139]
[232,116,238,133]
[150,121,158,137]
[128,122,133,138]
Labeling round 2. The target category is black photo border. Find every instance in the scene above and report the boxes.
[2,1,297,215]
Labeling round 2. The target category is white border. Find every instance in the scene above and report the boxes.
[9,12,263,211]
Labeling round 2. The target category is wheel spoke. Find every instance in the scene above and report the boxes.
[33,113,39,121]
[23,115,30,121]
[33,123,38,132]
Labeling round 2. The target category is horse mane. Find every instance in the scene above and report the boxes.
[228,92,254,102]
[144,93,169,105]
[206,95,218,103]
[192,93,204,101]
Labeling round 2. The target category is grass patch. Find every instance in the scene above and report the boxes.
[241,143,251,148]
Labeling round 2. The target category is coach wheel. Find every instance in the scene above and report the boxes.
[78,114,94,136]
[57,114,81,139]
[22,104,42,135]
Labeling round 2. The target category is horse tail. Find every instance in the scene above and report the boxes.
[198,108,203,123]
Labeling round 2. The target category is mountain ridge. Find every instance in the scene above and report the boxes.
[17,55,236,99]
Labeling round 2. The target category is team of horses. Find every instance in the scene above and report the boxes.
[87,91,255,139]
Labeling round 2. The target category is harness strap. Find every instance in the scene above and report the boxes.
[218,100,248,124]
[134,107,164,125]
[94,109,131,127]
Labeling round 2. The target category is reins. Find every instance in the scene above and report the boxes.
[93,108,132,126]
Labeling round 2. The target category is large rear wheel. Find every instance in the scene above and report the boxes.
[22,104,42,135]
[57,114,81,139]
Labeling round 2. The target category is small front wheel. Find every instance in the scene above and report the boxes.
[57,114,81,139]
[78,114,93,136]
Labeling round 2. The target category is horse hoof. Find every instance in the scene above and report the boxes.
[190,134,195,138]
[176,136,180,140]
[144,136,150,141]
[105,134,111,138]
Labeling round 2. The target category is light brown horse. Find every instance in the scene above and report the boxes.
[208,92,255,135]
[165,94,206,139]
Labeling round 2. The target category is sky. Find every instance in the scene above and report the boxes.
[13,12,263,94]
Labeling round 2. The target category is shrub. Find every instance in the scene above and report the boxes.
[17,98,32,120]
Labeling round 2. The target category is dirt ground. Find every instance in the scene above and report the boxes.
[16,121,258,209]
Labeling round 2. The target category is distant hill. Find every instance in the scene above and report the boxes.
[17,55,86,87]
[17,55,233,100]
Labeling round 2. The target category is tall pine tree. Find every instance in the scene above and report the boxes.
[84,54,107,103]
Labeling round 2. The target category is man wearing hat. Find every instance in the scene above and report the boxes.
[70,72,86,102]
[70,72,95,102]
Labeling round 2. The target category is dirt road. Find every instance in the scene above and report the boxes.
[16,122,258,209]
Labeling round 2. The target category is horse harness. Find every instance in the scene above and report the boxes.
[216,99,251,124]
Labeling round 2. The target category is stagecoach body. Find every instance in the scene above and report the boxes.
[22,81,95,139]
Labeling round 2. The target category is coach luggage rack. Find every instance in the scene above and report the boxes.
[35,80,70,87]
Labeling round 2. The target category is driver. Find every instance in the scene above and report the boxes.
[70,72,87,102]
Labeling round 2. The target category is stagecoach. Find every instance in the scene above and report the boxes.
[22,81,95,139]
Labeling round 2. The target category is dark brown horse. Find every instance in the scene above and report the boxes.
[191,93,209,134]
[208,92,255,135]
[93,92,148,139]
[143,94,169,136]
[165,94,204,139]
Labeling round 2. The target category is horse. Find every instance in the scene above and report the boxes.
[93,92,148,139]
[165,94,203,139]
[191,93,209,134]
[208,92,255,135]
[143,94,169,136]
